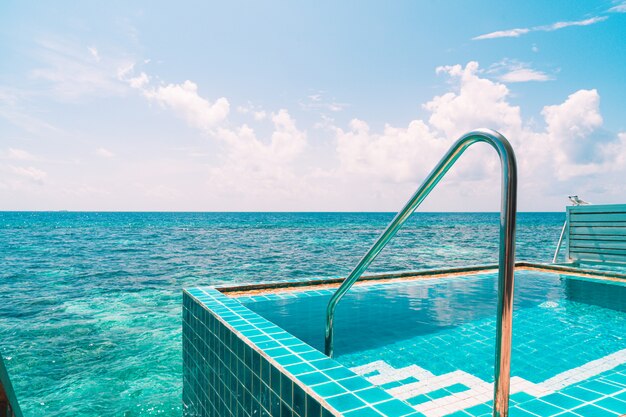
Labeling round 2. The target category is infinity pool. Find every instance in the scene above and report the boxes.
[238,270,626,416]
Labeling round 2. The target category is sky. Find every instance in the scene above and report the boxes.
[1,0,625,212]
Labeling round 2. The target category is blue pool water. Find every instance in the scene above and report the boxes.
[0,211,567,416]
[242,271,626,416]
[242,271,626,382]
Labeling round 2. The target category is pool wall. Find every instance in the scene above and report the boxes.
[183,288,418,417]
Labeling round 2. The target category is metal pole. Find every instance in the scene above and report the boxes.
[323,128,517,417]
[552,220,567,263]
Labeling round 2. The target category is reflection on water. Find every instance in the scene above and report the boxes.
[244,270,626,382]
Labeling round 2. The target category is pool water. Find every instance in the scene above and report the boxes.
[241,270,626,416]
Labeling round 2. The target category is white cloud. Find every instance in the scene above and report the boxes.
[539,89,617,179]
[335,118,444,183]
[499,68,550,83]
[0,107,62,135]
[237,103,267,121]
[79,62,625,211]
[123,72,307,198]
[488,60,552,83]
[252,111,267,121]
[473,28,530,40]
[129,72,149,89]
[8,165,48,184]
[30,37,129,99]
[208,110,308,198]
[543,89,603,142]
[142,80,230,131]
[216,110,306,163]
[123,67,307,201]
[0,87,63,134]
[88,46,100,62]
[96,148,115,158]
[300,91,348,113]
[474,16,608,40]
[601,132,626,172]
[609,1,626,12]
[333,62,525,188]
[543,16,607,30]
[5,148,37,161]
[116,62,135,80]
[427,62,522,139]
[330,62,626,210]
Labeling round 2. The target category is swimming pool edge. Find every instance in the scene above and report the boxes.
[215,262,626,297]
[183,287,420,417]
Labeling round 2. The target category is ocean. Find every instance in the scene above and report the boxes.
[0,211,564,416]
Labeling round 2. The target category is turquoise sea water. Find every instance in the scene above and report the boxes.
[0,212,564,416]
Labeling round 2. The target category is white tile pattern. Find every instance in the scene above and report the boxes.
[351,348,626,417]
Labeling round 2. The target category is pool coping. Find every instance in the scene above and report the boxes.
[216,261,626,297]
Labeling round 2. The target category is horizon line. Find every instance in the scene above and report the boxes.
[0,210,567,214]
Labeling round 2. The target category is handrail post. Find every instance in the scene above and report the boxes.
[324,128,517,417]
[553,220,567,263]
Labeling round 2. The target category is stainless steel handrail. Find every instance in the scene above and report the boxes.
[324,128,517,417]
[553,220,567,263]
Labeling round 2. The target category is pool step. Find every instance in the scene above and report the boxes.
[350,350,626,417]
[351,361,490,417]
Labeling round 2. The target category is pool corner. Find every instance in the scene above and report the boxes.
[182,287,420,417]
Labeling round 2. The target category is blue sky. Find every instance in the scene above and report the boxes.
[1,0,625,211]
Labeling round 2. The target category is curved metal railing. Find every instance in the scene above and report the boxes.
[324,128,517,417]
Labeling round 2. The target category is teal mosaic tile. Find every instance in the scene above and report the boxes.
[325,393,367,413]
[338,376,372,392]
[578,380,623,396]
[509,392,536,405]
[312,381,347,398]
[572,403,620,416]
[343,406,384,416]
[539,393,584,410]
[183,287,422,417]
[594,396,626,414]
[560,386,603,402]
[310,358,340,371]
[298,372,331,387]
[285,362,316,376]
[463,403,492,416]
[447,383,469,394]
[506,406,538,416]
[614,390,626,401]
[517,399,564,416]
[354,387,393,404]
[371,398,417,416]
[406,394,429,406]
